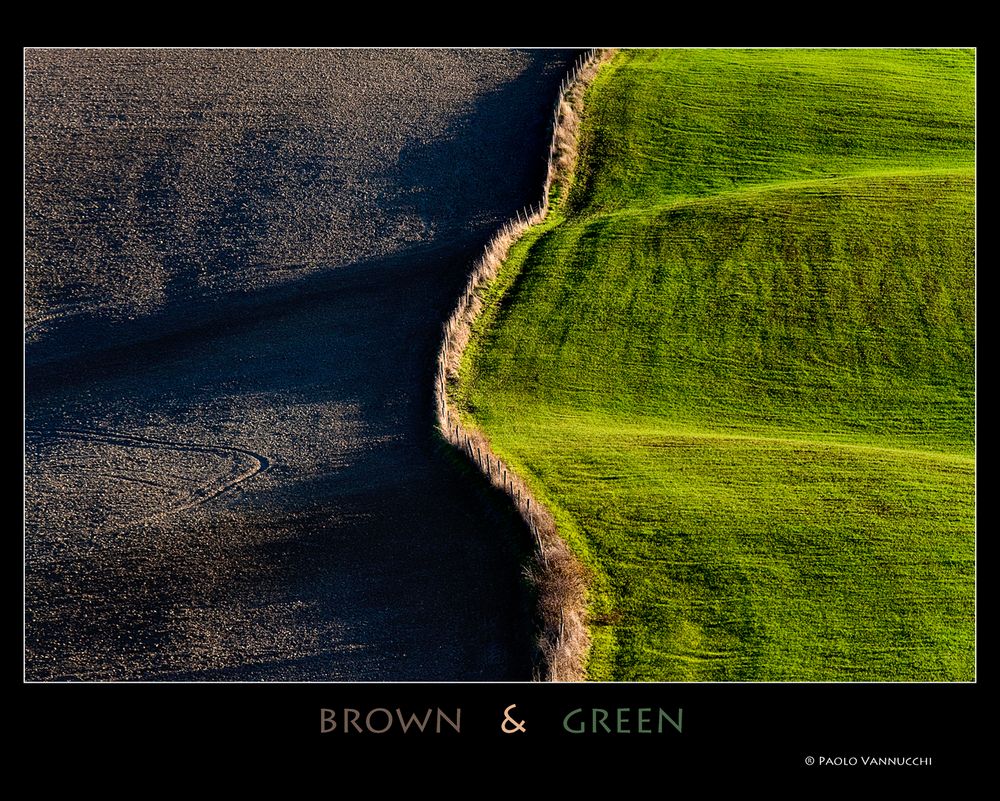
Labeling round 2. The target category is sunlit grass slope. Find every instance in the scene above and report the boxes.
[459,49,975,680]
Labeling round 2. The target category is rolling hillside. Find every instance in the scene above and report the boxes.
[458,49,975,680]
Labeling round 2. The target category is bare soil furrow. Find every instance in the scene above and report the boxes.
[25,49,576,681]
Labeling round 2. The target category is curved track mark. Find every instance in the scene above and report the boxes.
[26,426,270,532]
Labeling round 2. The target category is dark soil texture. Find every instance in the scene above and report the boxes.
[25,48,575,680]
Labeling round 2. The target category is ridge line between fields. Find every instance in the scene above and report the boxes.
[433,48,615,682]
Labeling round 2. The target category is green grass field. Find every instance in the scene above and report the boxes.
[458,49,975,680]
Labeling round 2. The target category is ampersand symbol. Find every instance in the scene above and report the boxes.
[501,703,527,734]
